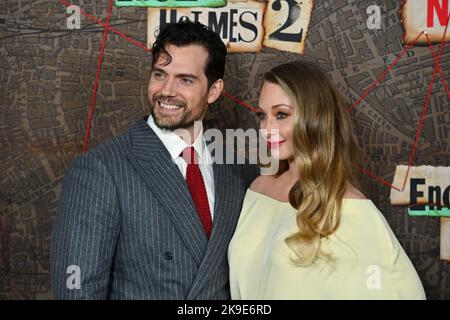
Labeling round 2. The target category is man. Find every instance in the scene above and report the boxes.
[51,21,258,299]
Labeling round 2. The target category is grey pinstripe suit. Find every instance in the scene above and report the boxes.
[51,117,258,299]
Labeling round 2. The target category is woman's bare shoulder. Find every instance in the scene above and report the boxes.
[249,175,277,193]
[343,184,367,199]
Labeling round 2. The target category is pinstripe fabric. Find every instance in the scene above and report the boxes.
[51,117,259,300]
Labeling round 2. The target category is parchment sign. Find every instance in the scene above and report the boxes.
[390,165,450,261]
[401,0,450,44]
[442,218,450,261]
[390,165,450,207]
[263,0,313,53]
[147,0,313,53]
[116,0,227,7]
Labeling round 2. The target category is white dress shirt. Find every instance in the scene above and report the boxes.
[147,115,215,219]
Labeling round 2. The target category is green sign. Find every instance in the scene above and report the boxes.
[408,205,450,217]
[115,0,227,7]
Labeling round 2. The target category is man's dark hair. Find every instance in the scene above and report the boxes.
[152,20,227,87]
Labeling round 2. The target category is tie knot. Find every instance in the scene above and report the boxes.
[181,146,197,164]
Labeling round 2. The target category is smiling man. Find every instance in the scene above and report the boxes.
[51,21,259,300]
[149,38,223,139]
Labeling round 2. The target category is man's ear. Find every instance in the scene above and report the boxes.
[207,79,224,104]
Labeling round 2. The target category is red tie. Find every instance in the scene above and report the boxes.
[181,147,212,238]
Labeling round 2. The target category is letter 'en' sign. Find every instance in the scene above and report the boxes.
[401,0,450,44]
[147,0,314,54]
[390,165,450,261]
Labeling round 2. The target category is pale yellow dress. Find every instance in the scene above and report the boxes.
[228,189,426,300]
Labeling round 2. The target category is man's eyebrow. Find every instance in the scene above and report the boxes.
[176,73,198,80]
[152,67,167,74]
[151,68,198,80]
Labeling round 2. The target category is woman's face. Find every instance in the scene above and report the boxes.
[257,81,295,161]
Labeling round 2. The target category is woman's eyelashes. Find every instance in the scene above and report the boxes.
[256,112,266,120]
[276,112,288,119]
[255,111,290,121]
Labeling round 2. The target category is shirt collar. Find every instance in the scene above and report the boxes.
[147,114,208,162]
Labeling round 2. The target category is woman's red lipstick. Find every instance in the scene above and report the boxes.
[267,140,286,149]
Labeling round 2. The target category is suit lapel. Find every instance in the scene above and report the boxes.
[187,161,240,299]
[127,119,208,265]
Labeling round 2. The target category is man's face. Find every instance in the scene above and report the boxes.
[148,44,219,132]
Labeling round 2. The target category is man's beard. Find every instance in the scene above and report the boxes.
[150,108,196,131]
[150,95,207,131]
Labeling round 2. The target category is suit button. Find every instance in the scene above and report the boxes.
[164,252,173,260]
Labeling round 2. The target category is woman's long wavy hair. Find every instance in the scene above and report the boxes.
[264,61,361,267]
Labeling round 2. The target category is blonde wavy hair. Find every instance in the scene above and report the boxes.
[263,61,361,267]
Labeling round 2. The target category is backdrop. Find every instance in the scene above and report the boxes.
[0,0,449,299]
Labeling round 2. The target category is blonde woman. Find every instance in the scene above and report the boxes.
[228,61,425,299]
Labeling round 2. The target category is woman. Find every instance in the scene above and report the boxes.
[228,61,425,299]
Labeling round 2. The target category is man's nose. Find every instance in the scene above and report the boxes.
[161,77,176,96]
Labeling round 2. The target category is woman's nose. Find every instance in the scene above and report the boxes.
[260,118,280,140]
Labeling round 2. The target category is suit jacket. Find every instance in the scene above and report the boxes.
[51,117,258,299]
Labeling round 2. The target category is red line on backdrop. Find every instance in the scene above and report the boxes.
[348,30,424,113]
[401,16,449,191]
[60,1,449,191]
[401,66,439,191]
[222,91,258,112]
[59,0,152,52]
[82,0,114,154]
[425,34,450,99]
[352,15,449,192]
[357,166,401,192]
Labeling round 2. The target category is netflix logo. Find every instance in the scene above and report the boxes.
[428,0,449,27]
[401,0,450,44]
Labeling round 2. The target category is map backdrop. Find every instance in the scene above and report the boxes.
[0,0,449,299]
